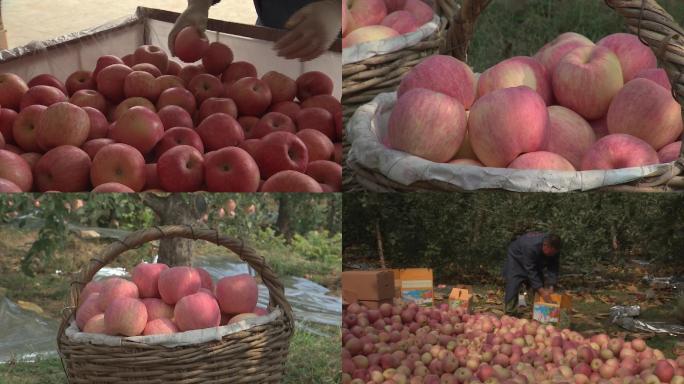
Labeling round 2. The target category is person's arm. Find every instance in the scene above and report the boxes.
[168,0,216,56]
[274,0,341,62]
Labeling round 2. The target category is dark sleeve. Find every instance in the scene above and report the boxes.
[520,251,544,291]
[212,0,221,5]
[545,254,560,287]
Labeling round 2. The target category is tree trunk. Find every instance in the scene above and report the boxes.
[276,194,293,244]
[143,194,204,266]
[327,196,337,237]
[375,219,386,268]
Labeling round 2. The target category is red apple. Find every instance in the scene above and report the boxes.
[93,55,124,79]
[261,71,297,103]
[0,73,29,111]
[238,116,260,138]
[174,26,209,63]
[477,56,552,105]
[508,151,576,171]
[296,129,334,162]
[597,33,657,82]
[346,0,388,31]
[90,143,146,191]
[121,54,135,67]
[96,64,133,103]
[144,163,161,190]
[20,85,67,110]
[0,108,18,144]
[634,67,671,91]
[398,55,476,109]
[65,70,95,96]
[204,147,260,192]
[581,133,659,170]
[124,71,161,101]
[261,170,323,192]
[157,87,196,115]
[333,143,342,164]
[199,97,238,121]
[112,97,156,121]
[157,105,194,129]
[342,25,399,47]
[221,61,257,85]
[36,102,90,151]
[12,105,46,152]
[34,145,91,192]
[2,144,22,154]
[239,139,261,158]
[156,75,186,93]
[109,106,164,154]
[607,78,682,150]
[553,45,623,120]
[0,178,22,192]
[188,73,223,104]
[19,152,41,170]
[306,160,342,192]
[157,145,204,191]
[227,77,272,117]
[28,74,67,95]
[254,131,308,178]
[403,0,434,25]
[0,149,33,191]
[155,127,204,157]
[295,107,336,140]
[543,105,596,169]
[269,101,301,120]
[179,64,205,85]
[381,10,419,34]
[133,45,169,74]
[92,182,135,192]
[196,113,244,151]
[658,141,681,163]
[70,89,107,113]
[296,71,334,101]
[82,138,115,159]
[166,61,182,76]
[301,94,342,118]
[82,107,109,140]
[202,42,233,75]
[251,112,296,139]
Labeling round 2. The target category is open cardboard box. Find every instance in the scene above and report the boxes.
[448,285,473,313]
[393,268,434,307]
[0,7,341,97]
[533,293,572,328]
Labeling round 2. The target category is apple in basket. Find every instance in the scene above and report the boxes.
[221,61,257,86]
[157,105,194,130]
[28,74,68,95]
[13,105,48,153]
[202,42,234,75]
[580,134,659,171]
[199,97,238,121]
[65,70,96,96]
[597,33,657,82]
[20,85,68,110]
[133,45,170,74]
[261,71,297,103]
[343,25,399,48]
[110,106,165,155]
[34,145,92,192]
[70,90,107,113]
[35,102,90,151]
[216,274,259,314]
[261,170,324,193]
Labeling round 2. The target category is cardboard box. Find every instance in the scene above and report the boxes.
[448,286,473,313]
[359,298,393,309]
[393,268,434,306]
[341,270,394,303]
[533,293,572,328]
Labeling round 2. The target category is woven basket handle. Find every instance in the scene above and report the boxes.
[64,225,294,327]
[443,0,493,61]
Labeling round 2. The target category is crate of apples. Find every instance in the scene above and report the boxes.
[0,26,342,193]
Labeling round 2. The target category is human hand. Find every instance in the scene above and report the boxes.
[274,0,341,62]
[168,0,212,56]
[538,288,552,303]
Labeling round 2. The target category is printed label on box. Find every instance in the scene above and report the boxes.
[402,289,433,306]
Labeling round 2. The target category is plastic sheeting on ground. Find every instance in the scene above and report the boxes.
[0,296,60,363]
[610,305,684,337]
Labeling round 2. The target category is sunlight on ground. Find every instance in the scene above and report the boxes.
[2,0,257,48]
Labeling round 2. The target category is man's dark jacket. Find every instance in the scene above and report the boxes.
[213,1,317,29]
[503,232,559,303]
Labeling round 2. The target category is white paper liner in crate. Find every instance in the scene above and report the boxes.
[342,15,440,65]
[347,92,674,192]
[65,308,281,348]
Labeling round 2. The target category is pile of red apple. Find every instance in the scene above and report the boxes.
[0,27,342,193]
[342,0,435,48]
[343,301,683,384]
[75,262,267,337]
[385,32,683,172]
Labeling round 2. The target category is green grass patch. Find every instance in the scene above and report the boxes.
[0,326,340,384]
[469,0,684,72]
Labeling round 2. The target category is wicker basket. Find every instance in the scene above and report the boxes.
[57,225,294,384]
[342,0,459,120]
[345,0,684,192]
